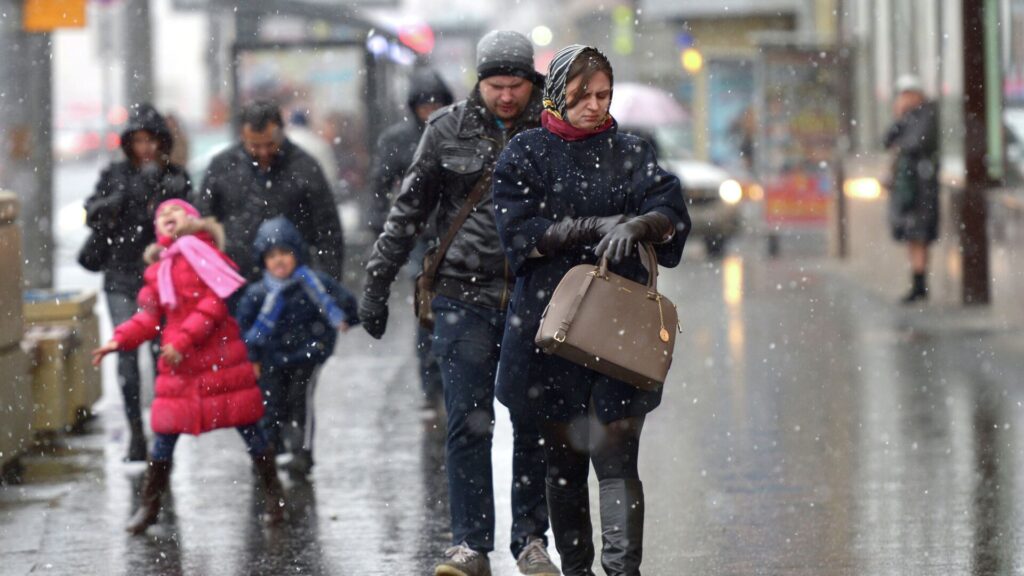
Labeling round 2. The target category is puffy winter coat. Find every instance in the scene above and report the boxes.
[113,219,263,435]
[84,103,191,294]
[364,84,545,310]
[235,217,360,369]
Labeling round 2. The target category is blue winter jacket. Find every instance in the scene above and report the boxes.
[235,217,359,368]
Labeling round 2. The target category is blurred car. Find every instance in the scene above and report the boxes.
[611,83,746,257]
[54,123,122,161]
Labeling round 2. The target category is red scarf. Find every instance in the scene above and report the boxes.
[541,110,614,142]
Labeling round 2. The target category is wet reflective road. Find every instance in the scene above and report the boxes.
[4,242,1024,575]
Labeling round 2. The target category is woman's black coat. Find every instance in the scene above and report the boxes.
[492,123,689,423]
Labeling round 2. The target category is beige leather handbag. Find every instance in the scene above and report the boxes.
[535,244,679,390]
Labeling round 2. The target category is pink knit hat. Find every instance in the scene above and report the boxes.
[155,198,201,222]
[154,199,202,244]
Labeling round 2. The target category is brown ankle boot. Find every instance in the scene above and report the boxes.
[252,450,285,525]
[126,460,172,535]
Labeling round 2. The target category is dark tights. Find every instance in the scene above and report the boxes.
[540,416,645,488]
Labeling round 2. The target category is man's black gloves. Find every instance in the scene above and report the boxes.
[358,292,389,340]
[594,212,673,262]
[537,215,625,255]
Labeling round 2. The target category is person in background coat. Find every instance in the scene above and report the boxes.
[83,103,191,461]
[366,66,454,414]
[492,45,690,575]
[883,75,940,304]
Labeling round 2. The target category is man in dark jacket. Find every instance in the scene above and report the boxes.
[367,67,454,415]
[84,103,191,461]
[883,75,940,304]
[192,100,345,284]
[359,31,559,576]
[367,67,454,234]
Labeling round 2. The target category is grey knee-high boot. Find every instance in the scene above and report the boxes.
[546,480,596,576]
[599,479,644,576]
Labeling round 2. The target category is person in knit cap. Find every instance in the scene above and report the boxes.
[235,216,359,480]
[360,30,558,576]
[92,199,285,535]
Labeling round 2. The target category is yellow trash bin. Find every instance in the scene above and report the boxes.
[24,291,102,430]
[0,345,32,470]
[23,325,73,435]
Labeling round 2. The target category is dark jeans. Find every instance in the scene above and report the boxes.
[106,289,155,427]
[410,238,443,402]
[416,324,443,401]
[431,295,548,558]
[150,423,268,462]
[259,363,319,457]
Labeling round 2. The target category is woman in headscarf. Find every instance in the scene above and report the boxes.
[492,45,690,575]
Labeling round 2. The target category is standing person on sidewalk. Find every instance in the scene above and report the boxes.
[883,75,940,304]
[366,66,454,414]
[359,30,559,576]
[192,100,345,285]
[492,45,689,575]
[92,199,284,534]
[83,103,191,462]
[235,216,359,480]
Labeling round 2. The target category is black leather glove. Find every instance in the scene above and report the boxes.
[358,293,389,340]
[594,212,673,262]
[537,215,624,255]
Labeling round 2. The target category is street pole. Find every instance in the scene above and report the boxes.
[0,0,54,288]
[961,0,993,305]
[123,0,155,105]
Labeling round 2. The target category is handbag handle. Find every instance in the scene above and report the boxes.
[595,242,660,292]
[553,242,664,345]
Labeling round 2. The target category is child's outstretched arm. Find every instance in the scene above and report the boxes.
[111,285,162,350]
[319,272,361,331]
[91,340,119,366]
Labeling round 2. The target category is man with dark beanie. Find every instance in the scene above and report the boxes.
[367,66,454,416]
[360,30,559,576]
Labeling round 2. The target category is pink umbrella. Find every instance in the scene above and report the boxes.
[609,83,689,127]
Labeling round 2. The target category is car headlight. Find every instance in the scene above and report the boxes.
[843,177,882,199]
[718,179,743,205]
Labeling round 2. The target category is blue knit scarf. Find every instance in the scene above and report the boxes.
[249,265,347,345]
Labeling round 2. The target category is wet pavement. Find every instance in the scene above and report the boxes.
[5,234,1024,575]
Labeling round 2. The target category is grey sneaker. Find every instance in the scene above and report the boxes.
[516,537,561,575]
[435,543,492,576]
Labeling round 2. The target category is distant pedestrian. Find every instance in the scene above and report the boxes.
[83,103,191,462]
[366,66,454,414]
[359,30,559,576]
[92,199,284,534]
[192,100,345,284]
[235,216,359,480]
[164,112,190,168]
[883,75,940,304]
[286,109,341,199]
[493,45,689,575]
